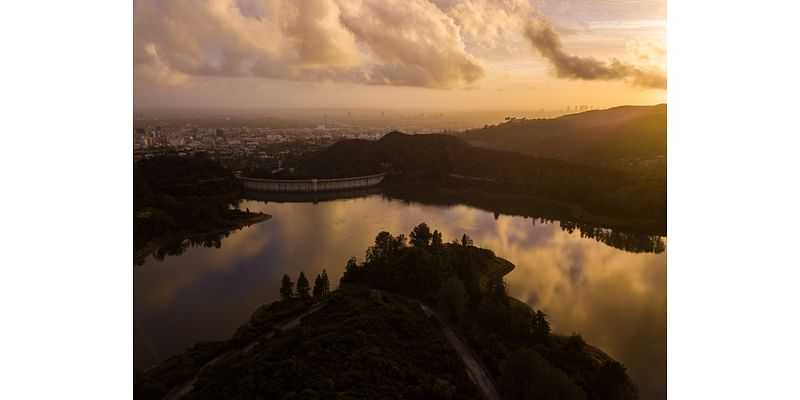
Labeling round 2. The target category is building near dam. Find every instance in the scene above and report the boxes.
[237,173,385,193]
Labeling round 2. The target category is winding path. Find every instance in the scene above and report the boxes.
[413,301,501,400]
[163,303,326,400]
[163,293,501,400]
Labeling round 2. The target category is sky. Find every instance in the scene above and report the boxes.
[133,0,666,111]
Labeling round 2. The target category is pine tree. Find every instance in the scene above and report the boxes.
[320,269,330,296]
[410,223,433,247]
[341,257,362,284]
[432,230,443,246]
[313,274,324,299]
[280,274,294,301]
[296,271,310,298]
[461,233,473,247]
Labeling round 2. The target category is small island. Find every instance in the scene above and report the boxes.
[135,223,638,400]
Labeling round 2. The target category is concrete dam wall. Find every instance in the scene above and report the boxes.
[237,173,385,193]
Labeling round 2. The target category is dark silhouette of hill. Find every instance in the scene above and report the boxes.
[292,131,465,179]
[288,131,665,223]
[134,153,269,264]
[135,224,638,400]
[461,104,666,171]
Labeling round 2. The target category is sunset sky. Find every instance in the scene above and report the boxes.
[133,0,666,110]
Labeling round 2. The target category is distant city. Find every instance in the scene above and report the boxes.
[132,107,596,164]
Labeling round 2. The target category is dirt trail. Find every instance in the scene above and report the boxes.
[416,302,501,400]
[163,293,501,400]
[163,303,325,400]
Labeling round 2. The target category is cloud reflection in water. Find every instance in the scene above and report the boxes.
[134,195,665,399]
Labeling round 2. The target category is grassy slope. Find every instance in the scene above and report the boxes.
[461,104,666,169]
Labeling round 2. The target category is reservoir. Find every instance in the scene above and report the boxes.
[134,191,666,399]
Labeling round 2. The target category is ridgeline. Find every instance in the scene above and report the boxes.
[266,128,665,231]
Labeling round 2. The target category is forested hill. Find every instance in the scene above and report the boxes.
[460,104,666,171]
[289,132,665,224]
[134,154,269,264]
[291,131,466,179]
[135,224,638,400]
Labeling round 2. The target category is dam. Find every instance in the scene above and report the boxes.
[237,173,385,193]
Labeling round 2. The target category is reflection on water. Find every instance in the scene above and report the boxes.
[149,234,226,262]
[559,221,666,254]
[134,194,666,399]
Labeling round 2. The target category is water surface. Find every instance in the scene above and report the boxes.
[134,193,666,399]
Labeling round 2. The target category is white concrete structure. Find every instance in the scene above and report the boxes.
[237,173,385,193]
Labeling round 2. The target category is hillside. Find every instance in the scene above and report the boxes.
[134,153,270,264]
[283,132,665,224]
[135,224,638,400]
[460,104,666,171]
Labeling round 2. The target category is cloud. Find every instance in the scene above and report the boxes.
[135,43,192,88]
[134,0,665,90]
[524,19,666,89]
[432,0,532,56]
[134,0,484,88]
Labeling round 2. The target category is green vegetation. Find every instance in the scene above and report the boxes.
[134,153,270,264]
[280,274,294,301]
[188,286,480,400]
[135,286,480,400]
[135,224,638,400]
[274,130,664,226]
[296,271,310,299]
[380,182,666,245]
[313,270,331,299]
[342,224,638,400]
[134,298,314,400]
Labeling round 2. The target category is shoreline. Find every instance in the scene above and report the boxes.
[380,182,666,236]
[134,212,272,264]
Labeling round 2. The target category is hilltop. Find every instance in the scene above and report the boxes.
[282,131,665,227]
[135,224,638,400]
[461,104,666,172]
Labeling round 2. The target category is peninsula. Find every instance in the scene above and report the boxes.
[135,224,638,400]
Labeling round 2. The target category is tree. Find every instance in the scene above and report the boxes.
[431,230,443,247]
[280,274,294,301]
[438,277,466,320]
[461,234,473,247]
[498,349,585,400]
[366,231,406,262]
[592,361,636,400]
[320,269,330,296]
[296,271,310,298]
[341,257,361,284]
[409,223,432,247]
[313,274,324,299]
[533,310,551,340]
[489,276,509,300]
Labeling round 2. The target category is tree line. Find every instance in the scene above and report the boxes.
[280,269,331,301]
